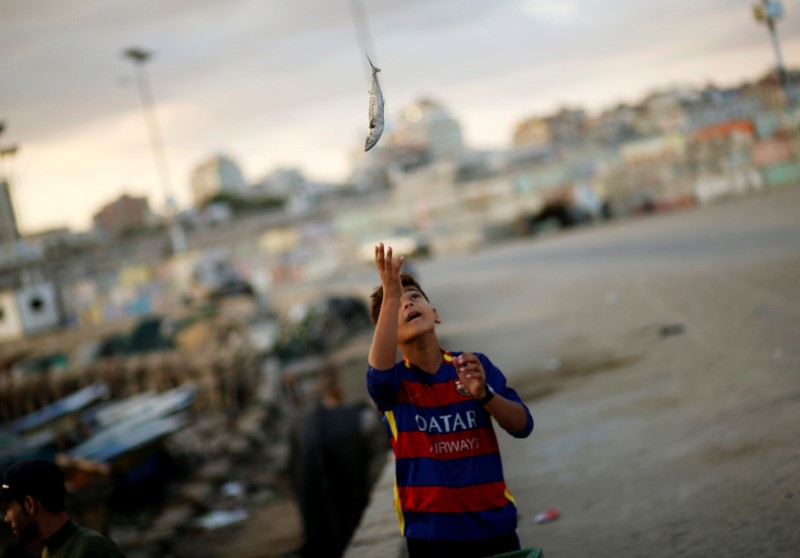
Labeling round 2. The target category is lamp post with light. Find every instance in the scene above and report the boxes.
[122,47,186,254]
[0,122,19,159]
[753,0,791,102]
[752,0,800,181]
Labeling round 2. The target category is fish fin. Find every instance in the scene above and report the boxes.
[365,51,381,73]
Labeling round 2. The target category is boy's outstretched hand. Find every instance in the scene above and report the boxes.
[369,243,406,370]
[375,242,405,299]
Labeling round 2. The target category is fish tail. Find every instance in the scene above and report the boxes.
[365,51,381,73]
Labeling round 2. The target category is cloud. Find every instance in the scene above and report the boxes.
[520,0,582,25]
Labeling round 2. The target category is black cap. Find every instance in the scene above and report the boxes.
[1,460,66,509]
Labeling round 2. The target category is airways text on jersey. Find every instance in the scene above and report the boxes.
[430,436,480,455]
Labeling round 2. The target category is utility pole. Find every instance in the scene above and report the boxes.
[752,0,800,184]
[122,47,187,254]
[0,121,20,159]
[753,0,791,103]
[0,121,21,243]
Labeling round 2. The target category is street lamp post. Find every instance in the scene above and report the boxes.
[122,47,186,254]
[0,121,20,159]
[0,121,21,242]
[753,0,790,102]
[752,0,800,185]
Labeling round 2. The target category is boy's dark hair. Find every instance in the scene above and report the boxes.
[370,273,428,325]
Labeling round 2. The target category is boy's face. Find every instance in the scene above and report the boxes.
[396,286,440,343]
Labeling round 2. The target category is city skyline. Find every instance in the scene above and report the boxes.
[1,0,799,233]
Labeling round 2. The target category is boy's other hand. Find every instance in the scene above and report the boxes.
[375,242,405,299]
[455,353,488,399]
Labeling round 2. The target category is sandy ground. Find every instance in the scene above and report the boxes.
[172,497,304,557]
[505,257,800,557]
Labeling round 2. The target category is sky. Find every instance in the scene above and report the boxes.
[1,0,799,234]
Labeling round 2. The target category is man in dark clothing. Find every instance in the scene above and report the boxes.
[289,365,387,558]
[2,460,126,558]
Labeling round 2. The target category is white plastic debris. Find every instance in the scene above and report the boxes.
[543,358,562,373]
[194,509,249,530]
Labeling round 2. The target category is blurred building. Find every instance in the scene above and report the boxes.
[547,107,589,147]
[683,86,763,132]
[190,154,248,206]
[93,194,152,236]
[349,161,389,193]
[749,68,800,109]
[639,90,690,134]
[603,133,692,213]
[687,120,763,203]
[586,104,640,147]
[23,227,87,257]
[512,117,551,149]
[392,98,464,160]
[512,107,588,151]
[0,179,20,244]
[252,168,341,216]
[253,168,305,198]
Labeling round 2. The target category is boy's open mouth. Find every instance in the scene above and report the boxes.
[406,310,422,322]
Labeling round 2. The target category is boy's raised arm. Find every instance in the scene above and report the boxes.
[368,243,404,370]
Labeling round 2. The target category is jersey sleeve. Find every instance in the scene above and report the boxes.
[367,362,403,412]
[478,353,534,438]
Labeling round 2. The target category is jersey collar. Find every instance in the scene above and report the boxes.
[403,349,453,369]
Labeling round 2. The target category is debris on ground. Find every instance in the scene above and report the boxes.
[533,508,561,525]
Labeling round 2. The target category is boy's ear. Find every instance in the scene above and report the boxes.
[433,308,441,324]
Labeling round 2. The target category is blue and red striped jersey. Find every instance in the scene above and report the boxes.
[367,350,533,541]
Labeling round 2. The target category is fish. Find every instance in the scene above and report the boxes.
[364,53,385,151]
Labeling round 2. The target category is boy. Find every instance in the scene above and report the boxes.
[367,243,534,558]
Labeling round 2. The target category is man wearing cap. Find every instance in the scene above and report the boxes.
[2,459,126,557]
